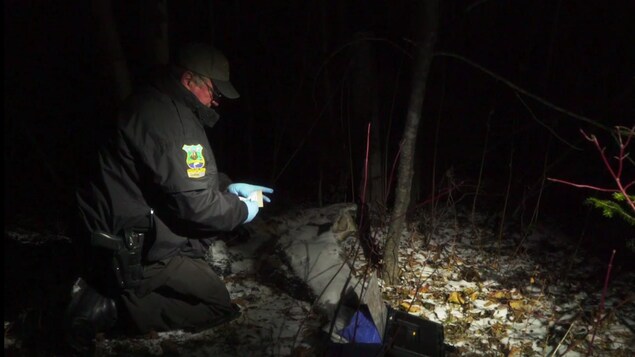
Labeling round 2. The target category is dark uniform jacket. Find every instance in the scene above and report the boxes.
[77,69,247,263]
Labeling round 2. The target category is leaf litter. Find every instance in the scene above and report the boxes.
[4,203,634,356]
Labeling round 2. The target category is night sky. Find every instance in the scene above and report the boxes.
[4,1,634,262]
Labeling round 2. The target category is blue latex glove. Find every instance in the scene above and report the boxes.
[243,200,259,223]
[227,183,274,203]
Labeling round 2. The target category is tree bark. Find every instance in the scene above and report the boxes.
[351,32,384,208]
[383,0,439,285]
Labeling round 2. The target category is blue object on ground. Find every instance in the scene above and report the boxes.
[339,306,382,344]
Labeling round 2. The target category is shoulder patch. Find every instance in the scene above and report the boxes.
[182,144,206,178]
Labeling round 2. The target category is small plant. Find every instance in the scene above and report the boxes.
[585,192,635,226]
[548,125,634,248]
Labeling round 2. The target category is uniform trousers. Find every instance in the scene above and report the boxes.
[120,255,239,333]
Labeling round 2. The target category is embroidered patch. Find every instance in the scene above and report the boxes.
[181,144,206,178]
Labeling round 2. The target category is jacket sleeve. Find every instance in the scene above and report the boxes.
[165,188,248,233]
[122,108,248,234]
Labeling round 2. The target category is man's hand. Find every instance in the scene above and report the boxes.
[227,183,274,203]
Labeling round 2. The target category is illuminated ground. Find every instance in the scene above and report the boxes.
[4,203,634,356]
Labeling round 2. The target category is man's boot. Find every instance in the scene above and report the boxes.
[64,277,118,355]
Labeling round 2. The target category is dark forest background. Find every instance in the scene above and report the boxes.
[4,1,634,265]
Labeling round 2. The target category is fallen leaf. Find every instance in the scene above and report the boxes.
[509,300,524,311]
[400,302,423,313]
[507,345,523,357]
[448,291,465,305]
[490,290,510,300]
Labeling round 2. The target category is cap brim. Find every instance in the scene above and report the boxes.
[215,80,240,99]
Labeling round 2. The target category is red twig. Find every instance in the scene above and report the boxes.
[546,178,616,193]
[412,181,464,210]
[587,249,617,356]
[548,125,635,214]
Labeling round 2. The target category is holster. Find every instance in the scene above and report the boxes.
[91,230,144,290]
[90,210,154,290]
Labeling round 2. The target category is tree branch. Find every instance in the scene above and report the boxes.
[434,52,612,132]
[549,126,635,214]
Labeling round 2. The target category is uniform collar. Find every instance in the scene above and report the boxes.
[153,70,220,128]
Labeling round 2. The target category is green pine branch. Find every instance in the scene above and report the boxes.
[585,196,635,226]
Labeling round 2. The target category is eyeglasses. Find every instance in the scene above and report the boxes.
[202,78,222,99]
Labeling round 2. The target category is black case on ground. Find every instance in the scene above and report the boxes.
[382,307,445,357]
[327,305,446,357]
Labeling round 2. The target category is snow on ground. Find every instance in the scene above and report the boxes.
[4,202,635,356]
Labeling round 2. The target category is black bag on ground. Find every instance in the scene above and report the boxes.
[383,306,445,357]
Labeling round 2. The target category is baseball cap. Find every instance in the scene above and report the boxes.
[177,43,240,99]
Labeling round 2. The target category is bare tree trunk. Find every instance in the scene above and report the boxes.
[351,32,384,208]
[383,0,439,285]
[91,0,132,102]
